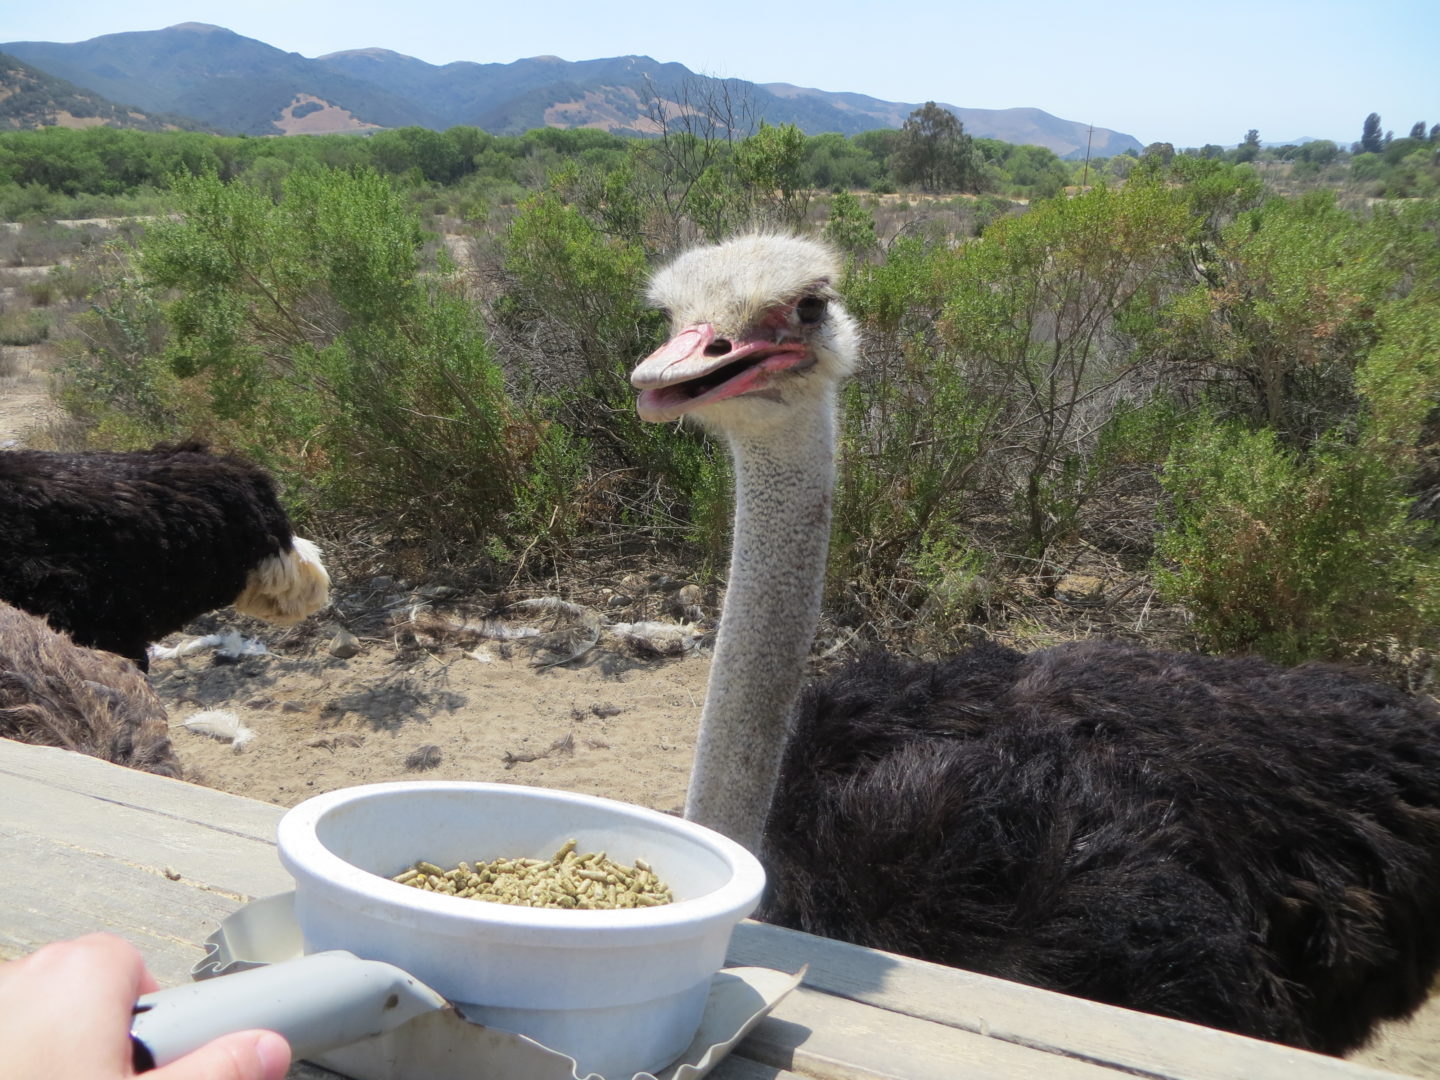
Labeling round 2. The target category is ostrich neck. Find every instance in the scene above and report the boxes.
[686,402,838,852]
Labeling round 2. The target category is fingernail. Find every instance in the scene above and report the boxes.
[252,1030,291,1076]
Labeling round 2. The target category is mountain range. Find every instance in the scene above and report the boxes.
[0,23,1145,159]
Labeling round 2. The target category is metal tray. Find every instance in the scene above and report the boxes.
[184,892,801,1080]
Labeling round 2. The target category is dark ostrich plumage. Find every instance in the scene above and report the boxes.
[762,640,1440,1054]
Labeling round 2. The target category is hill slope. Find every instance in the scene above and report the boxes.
[0,50,205,132]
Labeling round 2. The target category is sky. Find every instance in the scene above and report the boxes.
[2,0,1437,149]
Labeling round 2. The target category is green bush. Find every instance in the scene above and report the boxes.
[821,191,878,262]
[494,187,737,561]
[1155,196,1440,663]
[68,168,536,547]
[0,308,48,345]
[56,274,179,446]
[1156,418,1439,663]
[23,277,56,306]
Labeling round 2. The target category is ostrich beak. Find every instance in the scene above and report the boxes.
[631,323,810,423]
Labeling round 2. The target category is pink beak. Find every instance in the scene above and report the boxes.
[631,323,808,423]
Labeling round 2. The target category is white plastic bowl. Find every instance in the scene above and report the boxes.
[276,781,766,1078]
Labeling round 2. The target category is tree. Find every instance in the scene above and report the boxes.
[802,132,882,190]
[1298,139,1339,166]
[732,121,810,229]
[890,102,979,192]
[1361,113,1384,154]
[1410,121,1428,140]
[852,128,903,165]
[1143,142,1176,165]
[821,190,878,262]
[632,73,757,251]
[1234,129,1261,163]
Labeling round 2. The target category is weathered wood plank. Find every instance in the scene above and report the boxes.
[0,739,1417,1079]
[0,828,253,982]
[0,737,284,840]
[707,1057,807,1080]
[1,743,294,904]
[288,1059,808,1080]
[728,921,1409,1080]
[0,739,293,976]
[741,984,1122,1080]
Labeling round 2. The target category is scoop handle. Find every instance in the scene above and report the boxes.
[130,950,448,1070]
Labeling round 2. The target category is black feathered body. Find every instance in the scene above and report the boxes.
[0,441,299,667]
[761,639,1440,1055]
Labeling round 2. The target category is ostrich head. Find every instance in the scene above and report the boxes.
[632,233,858,438]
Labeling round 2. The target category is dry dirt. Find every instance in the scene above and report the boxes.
[2,315,1437,1079]
[0,343,62,447]
[153,586,712,817]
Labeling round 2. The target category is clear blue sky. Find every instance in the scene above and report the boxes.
[3,0,1436,149]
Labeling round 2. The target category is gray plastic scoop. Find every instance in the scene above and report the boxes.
[130,950,448,1070]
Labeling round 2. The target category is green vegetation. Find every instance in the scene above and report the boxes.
[3,108,1437,671]
[60,168,544,555]
[1155,197,1440,663]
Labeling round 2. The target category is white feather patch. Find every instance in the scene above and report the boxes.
[150,632,268,662]
[183,709,255,750]
[234,535,331,624]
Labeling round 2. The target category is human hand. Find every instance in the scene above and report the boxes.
[0,933,291,1080]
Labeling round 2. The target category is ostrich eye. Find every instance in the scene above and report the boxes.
[796,296,827,324]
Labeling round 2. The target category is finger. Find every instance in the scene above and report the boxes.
[36,933,147,999]
[150,1029,291,1080]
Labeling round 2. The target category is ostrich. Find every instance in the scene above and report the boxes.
[630,232,1440,1055]
[0,600,180,777]
[1,440,330,670]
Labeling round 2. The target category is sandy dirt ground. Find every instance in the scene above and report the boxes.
[0,343,62,447]
[154,585,712,817]
[1,327,1437,1077]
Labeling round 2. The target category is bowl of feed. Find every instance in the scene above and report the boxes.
[276,780,766,1078]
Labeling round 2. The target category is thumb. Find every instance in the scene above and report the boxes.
[149,1029,291,1080]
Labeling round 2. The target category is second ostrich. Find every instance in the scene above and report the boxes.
[0,600,180,777]
[631,232,1440,1055]
[1,440,330,670]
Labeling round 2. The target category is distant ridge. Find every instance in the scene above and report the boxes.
[0,50,209,132]
[0,23,1145,157]
[764,83,1140,159]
